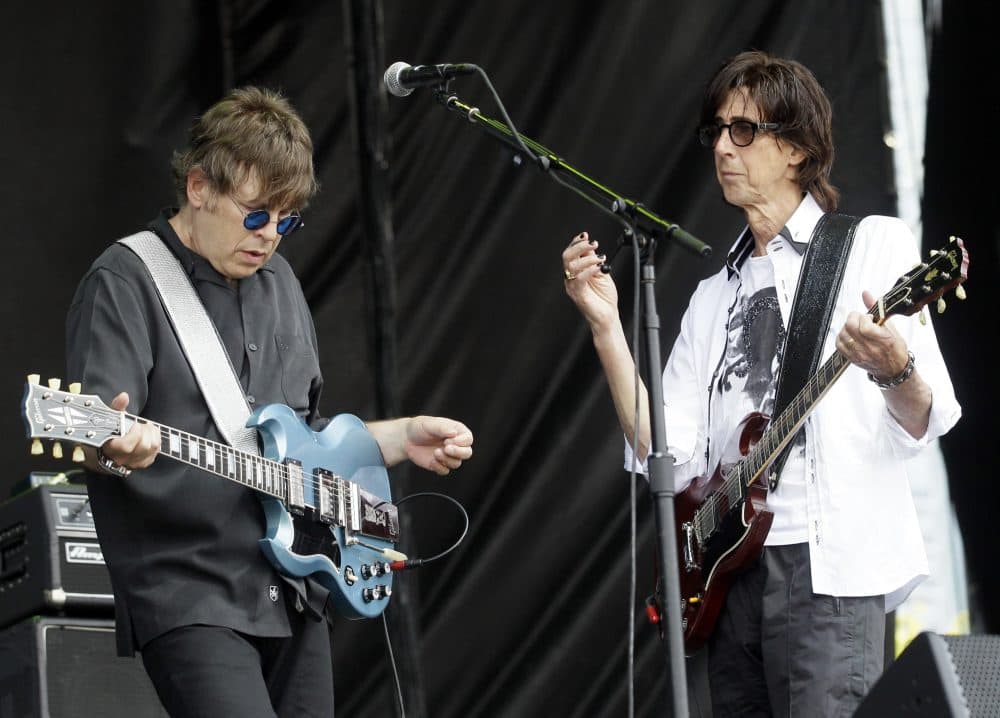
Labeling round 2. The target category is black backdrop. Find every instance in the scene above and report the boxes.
[2,1,996,716]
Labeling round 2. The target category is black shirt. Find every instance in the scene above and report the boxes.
[66,210,327,654]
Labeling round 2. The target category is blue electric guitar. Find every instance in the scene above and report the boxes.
[21,376,400,619]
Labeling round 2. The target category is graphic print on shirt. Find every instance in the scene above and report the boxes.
[716,285,785,417]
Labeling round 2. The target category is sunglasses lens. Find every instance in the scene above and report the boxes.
[730,121,755,146]
[243,210,270,230]
[276,215,302,236]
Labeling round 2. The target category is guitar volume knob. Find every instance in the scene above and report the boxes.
[362,585,392,603]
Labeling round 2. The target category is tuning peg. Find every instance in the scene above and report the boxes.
[52,441,63,459]
[27,373,40,385]
[918,309,927,326]
[69,382,81,394]
[31,439,44,455]
[936,297,946,314]
[48,378,61,390]
[955,285,967,301]
[72,445,85,463]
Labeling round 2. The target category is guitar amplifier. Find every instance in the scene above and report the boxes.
[0,481,114,631]
[0,616,168,717]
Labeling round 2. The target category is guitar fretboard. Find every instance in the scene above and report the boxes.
[23,383,400,538]
[154,420,289,499]
[741,352,851,488]
[124,414,349,517]
[692,351,851,543]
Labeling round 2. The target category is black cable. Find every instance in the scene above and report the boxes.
[627,227,643,718]
[388,491,470,570]
[379,491,469,716]
[381,612,407,718]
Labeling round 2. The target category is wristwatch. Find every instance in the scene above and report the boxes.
[96,447,132,477]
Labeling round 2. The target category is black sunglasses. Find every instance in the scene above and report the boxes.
[230,197,304,237]
[697,120,780,148]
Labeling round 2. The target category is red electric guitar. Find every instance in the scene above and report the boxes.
[660,235,968,656]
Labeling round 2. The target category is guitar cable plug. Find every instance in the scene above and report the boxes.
[389,558,426,572]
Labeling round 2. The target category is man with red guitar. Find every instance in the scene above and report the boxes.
[65,86,473,717]
[562,51,961,716]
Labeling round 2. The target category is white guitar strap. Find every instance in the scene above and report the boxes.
[118,231,260,456]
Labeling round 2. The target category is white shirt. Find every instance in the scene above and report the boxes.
[627,193,962,609]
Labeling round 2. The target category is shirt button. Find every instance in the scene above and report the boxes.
[248,342,258,352]
[247,395,256,404]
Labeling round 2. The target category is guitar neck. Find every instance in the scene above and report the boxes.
[24,379,399,544]
[125,413,288,500]
[740,351,851,488]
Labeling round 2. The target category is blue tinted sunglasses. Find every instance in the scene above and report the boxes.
[230,196,304,237]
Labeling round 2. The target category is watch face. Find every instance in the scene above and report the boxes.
[98,449,132,477]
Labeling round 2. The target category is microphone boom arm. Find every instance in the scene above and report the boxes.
[432,90,711,259]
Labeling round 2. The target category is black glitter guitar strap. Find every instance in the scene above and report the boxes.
[768,212,860,491]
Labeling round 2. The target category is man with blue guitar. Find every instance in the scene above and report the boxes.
[63,86,474,717]
[562,51,964,716]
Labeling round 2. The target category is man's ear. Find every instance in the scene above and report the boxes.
[787,144,806,168]
[781,144,806,185]
[186,167,211,209]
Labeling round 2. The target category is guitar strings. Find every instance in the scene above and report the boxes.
[692,344,855,542]
[76,400,389,511]
[147,419,375,508]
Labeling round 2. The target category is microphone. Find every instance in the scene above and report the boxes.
[383,61,475,97]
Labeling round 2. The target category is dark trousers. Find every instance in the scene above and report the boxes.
[140,608,334,718]
[707,543,884,718]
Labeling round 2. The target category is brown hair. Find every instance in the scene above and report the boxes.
[700,50,839,212]
[171,86,319,210]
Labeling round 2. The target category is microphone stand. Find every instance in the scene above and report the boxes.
[632,227,691,718]
[428,85,709,717]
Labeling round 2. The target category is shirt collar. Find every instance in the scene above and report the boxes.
[724,192,825,277]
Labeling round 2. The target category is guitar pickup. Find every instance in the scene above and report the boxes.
[284,459,306,515]
[315,468,341,526]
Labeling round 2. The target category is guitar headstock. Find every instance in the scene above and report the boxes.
[875,235,969,322]
[22,374,121,461]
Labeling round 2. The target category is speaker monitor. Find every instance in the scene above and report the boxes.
[0,616,167,718]
[0,483,115,631]
[854,631,1000,718]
